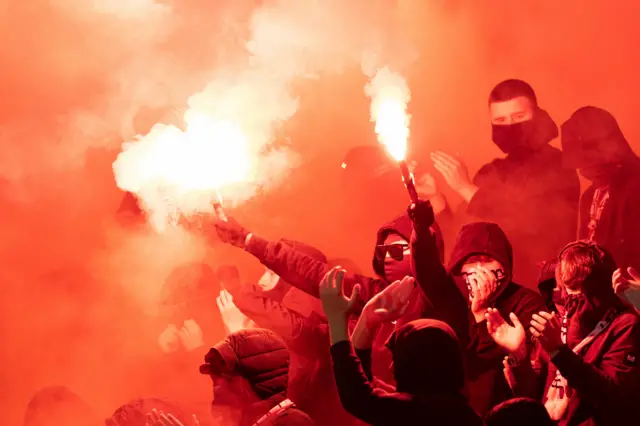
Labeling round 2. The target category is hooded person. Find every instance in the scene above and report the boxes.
[23,386,100,426]
[199,328,314,426]
[430,79,580,286]
[408,199,546,415]
[486,240,640,426]
[211,209,444,380]
[319,269,481,426]
[561,106,640,272]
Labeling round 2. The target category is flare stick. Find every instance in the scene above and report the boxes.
[398,160,419,203]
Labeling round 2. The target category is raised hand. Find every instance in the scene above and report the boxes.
[158,324,180,353]
[361,276,416,327]
[146,409,199,426]
[319,266,361,320]
[179,319,204,351]
[430,151,478,202]
[613,267,640,311]
[213,217,249,247]
[217,289,250,334]
[485,308,526,355]
[469,267,500,322]
[530,311,563,354]
[407,199,435,234]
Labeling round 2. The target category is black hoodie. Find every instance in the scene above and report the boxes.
[445,110,580,287]
[561,106,640,272]
[329,319,481,426]
[411,216,545,415]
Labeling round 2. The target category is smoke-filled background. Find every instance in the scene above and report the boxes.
[2,0,640,423]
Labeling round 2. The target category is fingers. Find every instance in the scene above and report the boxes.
[166,413,184,426]
[335,268,346,294]
[613,268,622,284]
[192,414,200,426]
[216,295,224,311]
[509,312,523,329]
[431,151,460,168]
[347,284,361,311]
[530,313,547,333]
[485,307,505,325]
[628,267,640,282]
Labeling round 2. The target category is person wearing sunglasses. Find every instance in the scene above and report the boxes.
[210,211,444,383]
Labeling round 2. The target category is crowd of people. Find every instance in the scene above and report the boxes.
[23,79,640,426]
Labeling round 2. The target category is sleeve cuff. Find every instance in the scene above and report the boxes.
[245,234,269,258]
[549,345,573,370]
[330,340,354,357]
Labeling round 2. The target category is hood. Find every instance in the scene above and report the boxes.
[388,319,464,395]
[200,328,290,401]
[372,212,444,279]
[561,106,636,169]
[447,222,513,279]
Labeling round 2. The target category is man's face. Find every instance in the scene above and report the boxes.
[257,269,280,291]
[460,256,505,282]
[377,234,410,264]
[489,96,535,125]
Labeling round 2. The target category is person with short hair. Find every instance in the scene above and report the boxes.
[486,241,640,425]
[430,79,580,286]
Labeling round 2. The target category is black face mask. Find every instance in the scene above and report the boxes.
[491,109,558,156]
[491,120,538,155]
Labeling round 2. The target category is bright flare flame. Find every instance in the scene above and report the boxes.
[364,67,411,162]
[112,69,299,232]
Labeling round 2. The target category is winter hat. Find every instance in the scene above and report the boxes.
[200,328,290,400]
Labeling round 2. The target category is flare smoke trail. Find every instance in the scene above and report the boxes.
[112,0,402,231]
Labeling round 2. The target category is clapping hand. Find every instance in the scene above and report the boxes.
[361,276,416,327]
[146,409,199,426]
[217,289,250,334]
[485,308,526,355]
[430,151,476,200]
[530,311,563,354]
[469,267,500,322]
[613,267,640,311]
[319,266,361,320]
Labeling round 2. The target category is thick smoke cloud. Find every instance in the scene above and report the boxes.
[1,1,640,424]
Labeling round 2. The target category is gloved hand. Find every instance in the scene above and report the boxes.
[407,199,434,235]
[214,217,250,248]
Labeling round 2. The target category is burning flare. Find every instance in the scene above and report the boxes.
[112,68,299,231]
[365,66,411,162]
[364,66,418,201]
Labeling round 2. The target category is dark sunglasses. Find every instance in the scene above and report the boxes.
[375,244,409,261]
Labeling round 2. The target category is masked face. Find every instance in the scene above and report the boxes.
[460,256,506,300]
[578,163,623,185]
[375,234,411,282]
[257,269,280,291]
[489,96,538,154]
